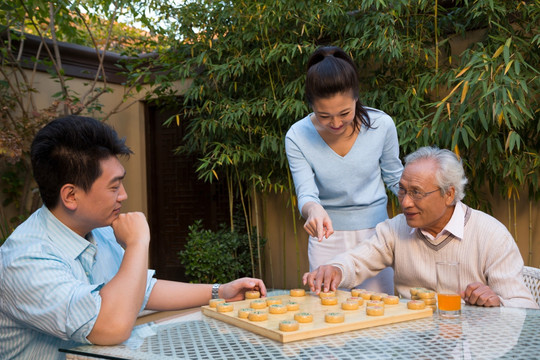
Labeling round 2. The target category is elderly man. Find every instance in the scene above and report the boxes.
[304,146,538,309]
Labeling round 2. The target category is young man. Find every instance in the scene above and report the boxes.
[304,146,538,309]
[0,115,267,359]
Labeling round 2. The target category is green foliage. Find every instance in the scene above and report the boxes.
[0,0,165,235]
[142,0,539,210]
[178,219,267,284]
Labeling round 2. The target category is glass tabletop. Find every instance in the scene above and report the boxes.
[61,295,540,360]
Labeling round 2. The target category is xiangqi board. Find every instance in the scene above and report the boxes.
[201,290,433,343]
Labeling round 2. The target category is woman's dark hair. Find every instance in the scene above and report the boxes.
[30,115,132,208]
[305,46,371,132]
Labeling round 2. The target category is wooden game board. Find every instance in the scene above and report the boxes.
[201,290,433,343]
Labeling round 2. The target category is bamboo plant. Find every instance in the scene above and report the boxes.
[142,0,539,280]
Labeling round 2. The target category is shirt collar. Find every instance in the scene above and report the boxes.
[419,201,465,243]
[41,205,94,260]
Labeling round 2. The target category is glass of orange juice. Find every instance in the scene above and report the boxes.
[436,261,461,318]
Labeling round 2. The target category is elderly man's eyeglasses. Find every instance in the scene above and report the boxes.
[397,187,440,201]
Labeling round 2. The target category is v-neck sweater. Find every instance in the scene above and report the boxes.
[285,108,403,230]
[331,203,538,309]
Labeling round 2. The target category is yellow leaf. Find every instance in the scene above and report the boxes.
[437,80,464,106]
[453,145,460,159]
[505,130,513,151]
[297,44,302,53]
[176,115,180,126]
[507,89,514,103]
[455,66,470,78]
[212,170,219,180]
[493,45,504,59]
[209,39,212,48]
[497,112,503,126]
[460,81,469,103]
[504,60,514,75]
[446,103,451,119]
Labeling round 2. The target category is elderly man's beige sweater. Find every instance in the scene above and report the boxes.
[331,203,538,309]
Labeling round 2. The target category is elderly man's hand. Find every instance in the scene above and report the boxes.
[462,282,501,307]
[302,265,342,294]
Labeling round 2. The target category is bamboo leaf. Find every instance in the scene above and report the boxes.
[455,66,471,78]
[460,81,469,103]
[506,89,514,104]
[453,145,460,159]
[504,60,514,75]
[438,80,464,106]
[478,109,489,131]
[492,45,504,58]
[514,60,520,75]
[461,127,469,148]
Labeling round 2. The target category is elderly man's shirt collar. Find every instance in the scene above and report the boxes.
[409,202,471,251]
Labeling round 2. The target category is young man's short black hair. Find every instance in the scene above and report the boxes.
[31,115,132,208]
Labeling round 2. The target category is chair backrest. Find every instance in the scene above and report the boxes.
[522,266,540,306]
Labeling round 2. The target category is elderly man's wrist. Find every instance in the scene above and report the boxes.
[332,264,344,282]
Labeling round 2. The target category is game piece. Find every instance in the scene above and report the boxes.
[279,320,299,332]
[269,304,287,314]
[341,300,359,310]
[407,300,427,310]
[248,311,268,321]
[245,290,261,299]
[237,308,253,318]
[290,289,306,297]
[366,306,384,316]
[216,303,234,312]
[325,312,345,323]
[321,297,338,306]
[286,301,300,311]
[250,299,267,309]
[209,298,225,308]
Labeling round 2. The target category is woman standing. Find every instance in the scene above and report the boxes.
[285,46,403,294]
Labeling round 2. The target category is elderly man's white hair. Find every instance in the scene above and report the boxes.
[404,146,468,205]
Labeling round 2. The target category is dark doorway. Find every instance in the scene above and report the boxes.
[145,102,231,281]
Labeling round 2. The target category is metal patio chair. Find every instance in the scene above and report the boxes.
[523,265,540,306]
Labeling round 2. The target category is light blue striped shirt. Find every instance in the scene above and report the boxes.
[285,108,403,230]
[0,206,157,360]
